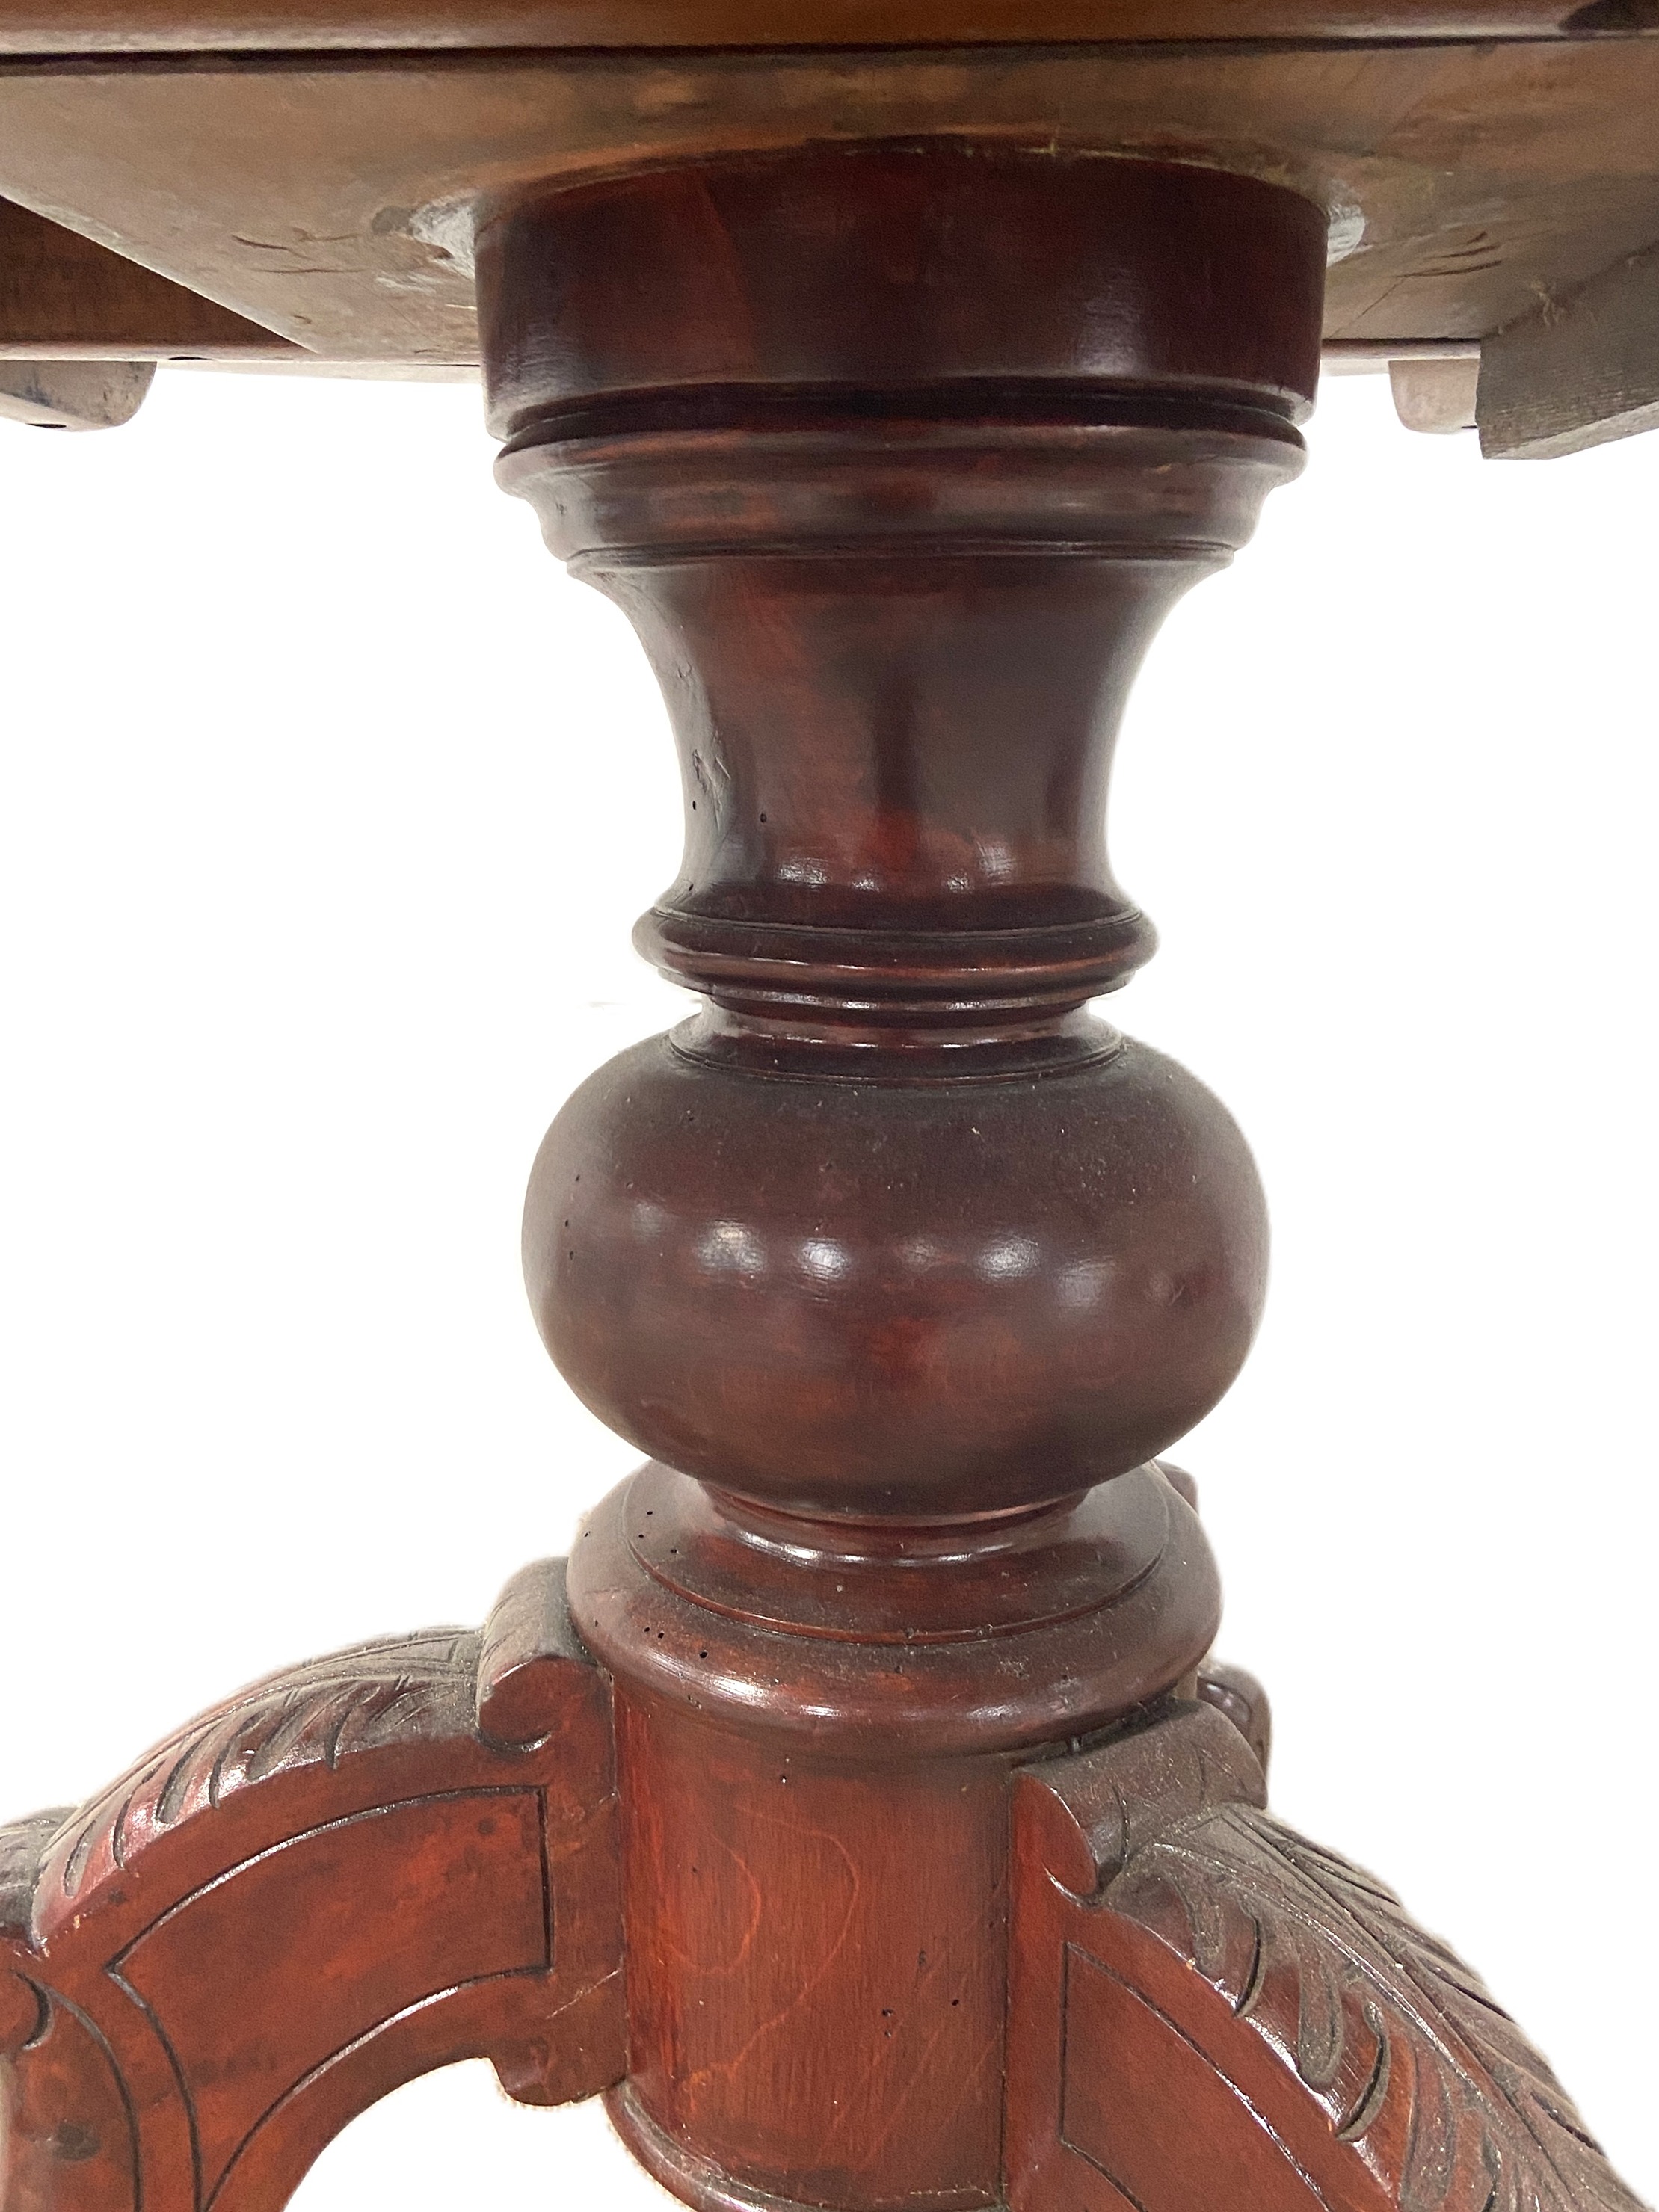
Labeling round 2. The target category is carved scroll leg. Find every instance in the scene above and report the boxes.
[0,1561,623,2212]
[1008,1701,1646,2212]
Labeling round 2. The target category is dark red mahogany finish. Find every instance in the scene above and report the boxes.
[483,144,1320,2212]
[2,135,1644,2212]
[489,146,1322,1526]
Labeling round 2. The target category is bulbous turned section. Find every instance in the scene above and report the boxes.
[480,142,1325,1529]
[526,1030,1265,1518]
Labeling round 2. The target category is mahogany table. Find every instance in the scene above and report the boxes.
[0,10,1652,2212]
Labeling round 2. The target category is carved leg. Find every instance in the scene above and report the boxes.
[1009,1698,1639,2212]
[0,1563,622,2211]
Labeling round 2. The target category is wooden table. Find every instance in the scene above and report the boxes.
[0,13,1651,2212]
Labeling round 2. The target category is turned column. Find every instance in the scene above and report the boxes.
[477,144,1325,2212]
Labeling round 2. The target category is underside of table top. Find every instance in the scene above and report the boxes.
[1,38,1656,363]
[0,4,1654,459]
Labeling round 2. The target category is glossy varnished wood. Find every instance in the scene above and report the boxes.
[490,141,1315,2211]
[483,141,1643,2212]
[491,148,1312,1536]
[1,118,1647,2212]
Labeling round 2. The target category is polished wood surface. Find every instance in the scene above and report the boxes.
[496,147,1302,2205]
[1,122,1647,2212]
[492,147,1316,1525]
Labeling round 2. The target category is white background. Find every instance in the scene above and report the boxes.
[0,366,1652,2205]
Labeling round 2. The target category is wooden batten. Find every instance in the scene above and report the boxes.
[1479,235,1659,458]
[0,195,301,359]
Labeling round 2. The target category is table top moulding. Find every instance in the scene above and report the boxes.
[0,0,1639,54]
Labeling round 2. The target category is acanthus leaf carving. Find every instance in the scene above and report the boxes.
[1086,1707,1646,2212]
[1,1564,625,2210]
[31,1630,480,1941]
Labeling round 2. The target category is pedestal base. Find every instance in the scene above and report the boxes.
[1,1543,1638,2212]
[608,2085,843,2212]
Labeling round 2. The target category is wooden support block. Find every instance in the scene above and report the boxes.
[0,359,153,427]
[0,194,301,360]
[1478,236,1659,458]
[1390,354,1480,432]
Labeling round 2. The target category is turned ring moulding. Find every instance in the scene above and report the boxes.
[478,144,1321,1526]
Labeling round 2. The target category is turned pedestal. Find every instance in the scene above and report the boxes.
[0,139,1643,2212]
[488,145,1306,2211]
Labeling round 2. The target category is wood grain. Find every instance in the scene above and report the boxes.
[0,40,1655,363]
[1479,235,1659,454]
[609,1694,1009,2212]
[0,195,296,359]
